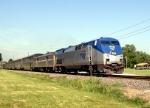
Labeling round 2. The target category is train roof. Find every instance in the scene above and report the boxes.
[55,37,119,54]
[21,53,43,59]
[34,52,54,58]
[88,37,118,42]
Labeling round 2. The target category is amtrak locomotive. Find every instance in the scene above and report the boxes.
[3,37,124,75]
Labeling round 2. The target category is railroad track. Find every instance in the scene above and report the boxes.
[107,74,150,81]
[5,69,150,81]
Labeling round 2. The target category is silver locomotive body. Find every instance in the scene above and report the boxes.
[55,37,124,74]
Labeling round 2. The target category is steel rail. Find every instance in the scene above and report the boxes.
[106,74,150,81]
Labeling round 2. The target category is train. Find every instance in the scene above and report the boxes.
[3,37,124,75]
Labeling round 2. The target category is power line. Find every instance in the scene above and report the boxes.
[22,18,150,52]
[102,18,150,37]
[118,29,150,40]
[37,25,150,52]
[3,18,150,58]
[115,26,150,39]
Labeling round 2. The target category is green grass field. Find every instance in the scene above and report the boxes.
[124,68,150,76]
[0,69,149,108]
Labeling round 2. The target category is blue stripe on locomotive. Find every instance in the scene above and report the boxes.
[90,37,123,55]
[55,37,123,56]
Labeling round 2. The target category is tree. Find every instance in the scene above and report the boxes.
[136,51,150,63]
[46,51,53,54]
[122,44,137,68]
[122,44,150,68]
[8,59,13,63]
[46,51,50,54]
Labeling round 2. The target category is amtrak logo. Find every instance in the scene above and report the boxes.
[80,53,86,59]
[109,46,115,50]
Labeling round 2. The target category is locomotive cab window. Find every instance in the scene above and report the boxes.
[111,41,119,45]
[101,41,110,45]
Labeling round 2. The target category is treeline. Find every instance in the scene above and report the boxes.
[122,44,150,68]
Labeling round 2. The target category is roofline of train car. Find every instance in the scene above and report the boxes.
[7,53,44,63]
[34,52,55,59]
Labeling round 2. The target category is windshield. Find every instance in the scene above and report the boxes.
[101,41,110,45]
[111,41,119,45]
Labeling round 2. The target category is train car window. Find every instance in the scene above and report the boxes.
[101,41,110,45]
[111,41,119,45]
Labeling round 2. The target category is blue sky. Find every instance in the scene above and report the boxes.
[0,0,150,62]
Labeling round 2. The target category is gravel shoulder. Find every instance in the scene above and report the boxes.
[100,77,150,104]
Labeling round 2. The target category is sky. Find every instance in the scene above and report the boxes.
[0,0,150,62]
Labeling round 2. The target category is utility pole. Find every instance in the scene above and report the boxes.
[124,56,127,68]
[17,53,18,60]
[50,45,52,53]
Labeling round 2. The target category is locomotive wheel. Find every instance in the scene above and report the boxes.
[87,70,92,76]
[74,70,78,75]
[43,68,46,72]
[116,68,124,74]
[97,71,106,77]
[61,67,67,74]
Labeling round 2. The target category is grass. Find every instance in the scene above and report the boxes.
[124,68,150,76]
[0,69,150,108]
